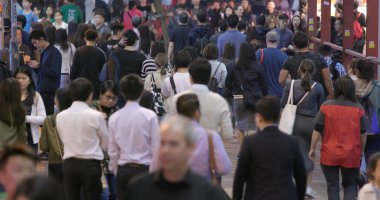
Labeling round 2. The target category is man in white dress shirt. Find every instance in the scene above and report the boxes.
[56,78,108,200]
[170,58,233,140]
[108,74,160,200]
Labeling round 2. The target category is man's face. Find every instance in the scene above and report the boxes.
[159,124,193,172]
[22,0,31,9]
[94,15,105,26]
[31,38,43,49]
[0,156,36,196]
[267,1,275,12]
[279,19,288,30]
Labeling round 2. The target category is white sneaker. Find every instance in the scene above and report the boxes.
[305,187,316,199]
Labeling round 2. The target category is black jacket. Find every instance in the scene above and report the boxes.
[233,126,307,200]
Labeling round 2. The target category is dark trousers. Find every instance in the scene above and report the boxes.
[116,164,149,200]
[321,164,358,200]
[63,158,102,200]
[40,91,55,115]
[49,163,63,183]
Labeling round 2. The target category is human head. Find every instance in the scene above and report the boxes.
[69,78,93,103]
[188,58,211,85]
[292,31,308,49]
[150,42,165,58]
[155,53,168,76]
[223,42,235,59]
[67,21,78,37]
[334,76,357,103]
[318,45,332,57]
[32,5,42,17]
[348,59,359,76]
[278,14,289,30]
[128,0,137,10]
[22,0,33,10]
[176,93,200,121]
[356,59,375,82]
[93,10,106,26]
[266,30,279,45]
[0,144,37,200]
[191,0,200,6]
[17,15,27,29]
[202,43,218,60]
[241,0,250,11]
[265,15,277,30]
[224,6,234,18]
[119,74,144,101]
[235,5,244,17]
[44,24,56,44]
[28,30,47,49]
[13,176,64,200]
[291,15,302,31]
[16,27,23,45]
[255,96,281,129]
[354,0,359,10]
[218,19,228,32]
[334,18,343,32]
[0,78,26,129]
[55,87,73,111]
[45,5,54,17]
[178,12,189,25]
[123,29,139,46]
[237,42,256,69]
[238,21,247,32]
[196,9,207,24]
[159,116,196,173]
[67,0,75,3]
[182,46,198,60]
[53,10,63,23]
[227,14,239,29]
[14,66,35,94]
[266,0,276,13]
[84,29,98,42]
[298,59,315,92]
[55,28,68,45]
[368,152,380,181]
[99,80,119,108]
[173,50,192,69]
[110,22,124,36]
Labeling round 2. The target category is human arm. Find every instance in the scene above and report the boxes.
[97,114,108,152]
[150,115,160,167]
[212,132,232,175]
[168,41,174,62]
[26,93,46,125]
[39,118,50,152]
[278,69,290,86]
[161,78,171,99]
[232,137,250,200]
[293,140,307,200]
[219,64,227,88]
[321,68,334,99]
[308,130,321,160]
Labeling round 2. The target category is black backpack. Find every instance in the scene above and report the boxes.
[0,60,11,83]
[195,35,209,55]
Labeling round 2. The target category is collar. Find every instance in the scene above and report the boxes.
[154,170,193,187]
[71,101,90,108]
[258,124,278,132]
[191,84,209,91]
[124,101,140,107]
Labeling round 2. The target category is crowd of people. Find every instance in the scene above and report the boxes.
[0,0,379,200]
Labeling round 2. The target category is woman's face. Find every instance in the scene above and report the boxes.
[292,17,301,28]
[15,72,31,92]
[54,12,63,22]
[242,0,249,10]
[46,7,53,17]
[236,6,244,17]
[225,7,233,17]
[99,90,117,108]
[268,18,276,29]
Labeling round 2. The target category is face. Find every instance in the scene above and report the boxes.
[54,12,63,22]
[22,0,31,9]
[212,2,220,10]
[31,38,43,49]
[46,7,53,17]
[279,19,288,30]
[236,6,244,17]
[268,18,276,29]
[334,20,343,32]
[242,0,249,9]
[93,15,104,25]
[99,90,117,108]
[372,160,380,183]
[292,17,301,27]
[191,0,200,5]
[159,124,193,172]
[33,7,41,16]
[16,72,31,91]
[0,156,36,197]
[225,7,233,17]
[267,1,275,11]
[17,29,22,44]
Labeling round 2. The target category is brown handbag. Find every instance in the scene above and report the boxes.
[207,131,219,185]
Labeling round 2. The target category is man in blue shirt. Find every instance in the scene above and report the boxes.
[18,0,38,32]
[28,30,62,115]
[275,14,293,50]
[217,14,246,59]
[256,30,288,99]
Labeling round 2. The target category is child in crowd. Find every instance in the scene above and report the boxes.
[18,0,39,32]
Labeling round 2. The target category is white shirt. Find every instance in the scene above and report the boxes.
[56,101,108,160]
[108,101,160,174]
[209,60,227,88]
[171,84,234,139]
[26,92,46,144]
[54,43,75,74]
[161,72,192,98]
[53,21,68,30]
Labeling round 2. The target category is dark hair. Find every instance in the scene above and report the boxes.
[94,10,106,19]
[150,42,165,58]
[0,144,37,170]
[335,17,343,25]
[223,42,235,59]
[45,5,55,17]
[123,29,138,46]
[73,23,90,47]
[55,87,73,111]
[278,13,289,20]
[17,15,27,28]
[334,76,357,103]
[318,45,332,57]
[367,152,380,180]
[227,14,239,28]
[29,30,47,41]
[356,59,375,82]
[110,22,124,33]
[299,59,315,92]
[155,53,168,76]
[138,24,151,55]
[238,20,247,32]
[98,32,112,45]
[68,0,75,3]
[100,80,119,96]
[354,1,359,10]
[120,74,144,101]
[31,21,43,31]
[0,78,26,129]
[196,9,207,23]
[237,42,256,70]
[14,176,64,200]
[69,78,93,101]
[188,58,211,85]
[292,31,308,49]
[67,21,78,43]
[44,24,56,44]
[53,10,63,17]
[176,93,200,118]
[182,46,198,60]
[174,50,192,69]
[84,29,98,41]
[14,66,36,96]
[219,19,228,32]
[32,4,43,17]
[139,90,154,110]
[55,28,70,51]
[202,43,218,60]
[255,96,281,123]
[128,0,137,10]
[178,12,188,24]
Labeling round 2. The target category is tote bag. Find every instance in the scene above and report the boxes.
[279,80,316,134]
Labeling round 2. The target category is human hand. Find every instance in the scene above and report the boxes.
[309,149,315,161]
[28,60,39,69]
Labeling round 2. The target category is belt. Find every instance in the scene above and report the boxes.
[120,163,149,168]
[65,157,100,162]
[61,73,69,75]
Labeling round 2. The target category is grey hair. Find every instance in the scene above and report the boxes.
[162,115,197,145]
[266,30,280,43]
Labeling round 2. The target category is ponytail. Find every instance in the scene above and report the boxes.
[155,53,168,76]
[160,65,167,76]
[299,59,315,92]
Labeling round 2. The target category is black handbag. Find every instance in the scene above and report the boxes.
[238,69,262,112]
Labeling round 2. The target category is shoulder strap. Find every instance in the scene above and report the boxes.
[127,11,133,19]
[207,130,218,185]
[212,62,222,79]
[169,76,177,94]
[287,80,295,105]
[297,82,317,105]
[260,49,264,64]
[364,80,379,98]
[356,12,361,20]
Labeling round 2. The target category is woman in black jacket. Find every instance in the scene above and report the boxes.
[225,42,267,144]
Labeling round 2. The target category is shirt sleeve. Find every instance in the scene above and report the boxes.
[282,59,291,71]
[26,93,46,125]
[150,114,160,163]
[97,114,108,151]
[212,132,232,175]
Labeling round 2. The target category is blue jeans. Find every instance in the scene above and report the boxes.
[320,164,358,200]
[101,174,117,200]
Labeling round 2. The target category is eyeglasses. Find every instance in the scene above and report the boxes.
[102,95,117,102]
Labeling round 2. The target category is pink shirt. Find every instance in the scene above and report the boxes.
[123,8,143,30]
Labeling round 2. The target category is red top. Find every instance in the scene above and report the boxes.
[123,8,143,30]
[320,104,364,168]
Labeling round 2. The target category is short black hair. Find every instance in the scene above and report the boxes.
[14,176,64,200]
[173,50,192,69]
[196,9,207,23]
[84,29,98,41]
[219,19,228,32]
[177,93,200,118]
[202,43,218,60]
[188,58,211,85]
[178,12,188,24]
[150,42,165,58]
[123,29,139,46]
[238,21,247,32]
[182,46,198,60]
[110,22,124,33]
[292,31,309,49]
[120,74,144,101]
[0,144,37,170]
[29,30,47,41]
[356,59,375,82]
[278,13,289,20]
[94,10,106,19]
[100,80,119,96]
[69,78,93,101]
[55,88,73,111]
[128,0,137,10]
[319,45,332,57]
[255,96,281,123]
[227,14,239,28]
